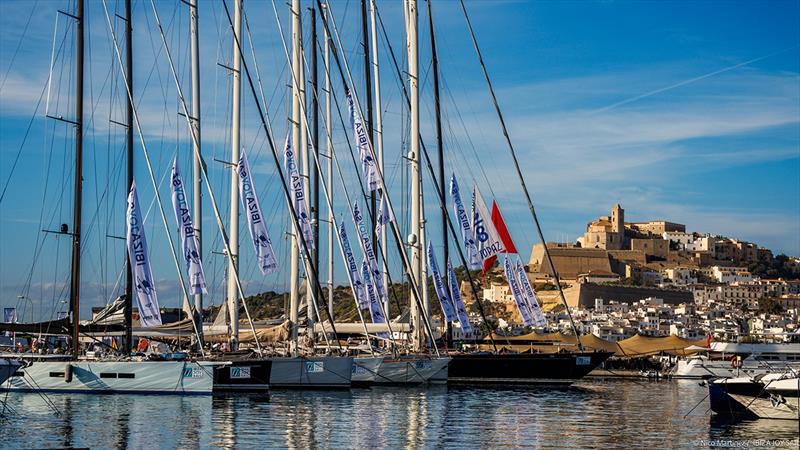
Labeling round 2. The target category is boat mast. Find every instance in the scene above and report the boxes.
[123,0,134,354]
[323,4,334,318]
[360,0,376,250]
[426,0,449,349]
[69,0,84,360]
[189,0,203,347]
[309,6,321,327]
[299,2,314,344]
[369,0,388,312]
[406,0,425,352]
[226,0,243,351]
[289,0,302,355]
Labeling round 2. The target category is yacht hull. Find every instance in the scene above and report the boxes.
[351,356,383,387]
[447,351,613,385]
[0,359,22,385]
[373,355,450,385]
[268,356,353,389]
[1,360,217,395]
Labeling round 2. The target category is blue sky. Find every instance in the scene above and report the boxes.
[0,0,798,320]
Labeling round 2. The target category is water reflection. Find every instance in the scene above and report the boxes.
[1,380,797,449]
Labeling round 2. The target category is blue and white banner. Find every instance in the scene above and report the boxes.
[515,255,547,327]
[450,174,480,270]
[362,259,386,325]
[375,191,394,238]
[446,262,472,334]
[238,151,279,275]
[427,242,457,322]
[282,132,315,250]
[126,182,162,327]
[347,92,378,192]
[472,186,504,262]
[170,157,208,294]
[340,221,368,310]
[352,201,387,307]
[503,256,533,327]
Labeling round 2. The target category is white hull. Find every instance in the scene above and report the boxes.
[352,356,383,385]
[673,359,798,379]
[2,360,218,395]
[373,356,450,385]
[729,393,799,420]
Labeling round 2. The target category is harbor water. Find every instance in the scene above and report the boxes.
[1,379,797,449]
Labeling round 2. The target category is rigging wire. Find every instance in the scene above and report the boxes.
[458,0,582,346]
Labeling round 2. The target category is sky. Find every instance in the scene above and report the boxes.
[0,0,798,321]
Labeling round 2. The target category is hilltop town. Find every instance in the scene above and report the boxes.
[473,204,800,343]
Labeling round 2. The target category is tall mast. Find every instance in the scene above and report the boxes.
[323,4,334,317]
[406,0,424,352]
[289,0,302,355]
[309,6,321,325]
[70,0,85,359]
[226,0,243,350]
[189,0,203,346]
[361,0,376,249]
[369,0,388,312]
[426,0,449,349]
[123,0,134,354]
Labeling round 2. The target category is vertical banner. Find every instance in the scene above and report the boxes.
[340,221,368,309]
[472,186,505,262]
[282,132,315,250]
[503,256,533,327]
[446,262,473,334]
[126,182,163,327]
[362,259,386,325]
[3,307,14,337]
[375,191,394,237]
[427,242,457,322]
[347,92,378,191]
[449,174,480,270]
[238,151,279,274]
[352,202,387,307]
[515,255,547,327]
[170,157,208,294]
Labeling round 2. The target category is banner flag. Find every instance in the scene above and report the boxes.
[446,262,472,334]
[171,157,208,294]
[126,182,162,327]
[340,221,368,310]
[347,92,378,191]
[514,255,547,327]
[282,131,315,250]
[238,150,279,274]
[450,174,480,270]
[472,186,505,263]
[352,201,387,306]
[362,259,386,325]
[503,256,533,327]
[427,242,457,322]
[375,191,394,238]
[482,200,518,274]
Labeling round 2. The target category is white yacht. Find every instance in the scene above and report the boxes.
[2,355,220,395]
[673,343,800,379]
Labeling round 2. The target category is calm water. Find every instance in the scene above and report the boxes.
[1,379,798,449]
